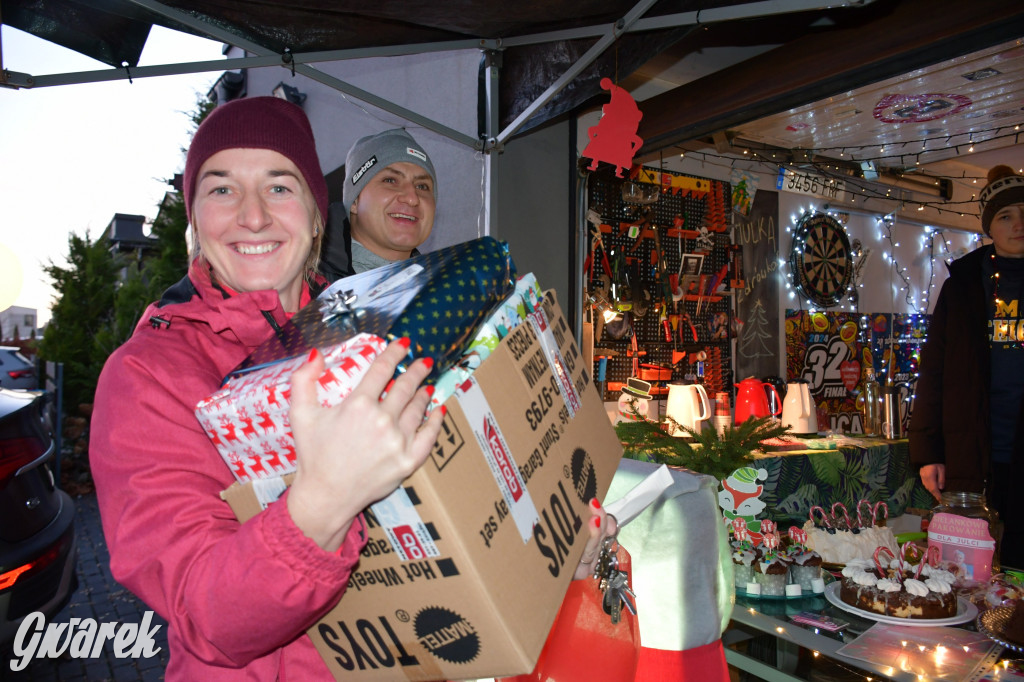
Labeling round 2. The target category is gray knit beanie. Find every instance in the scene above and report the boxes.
[342,128,437,214]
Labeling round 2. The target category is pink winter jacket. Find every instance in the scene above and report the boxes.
[91,261,366,680]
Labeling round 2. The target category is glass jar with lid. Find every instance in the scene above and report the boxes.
[929,491,1003,579]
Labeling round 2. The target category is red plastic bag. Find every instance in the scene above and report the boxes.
[498,547,640,682]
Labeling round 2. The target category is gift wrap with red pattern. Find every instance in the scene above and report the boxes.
[195,333,387,482]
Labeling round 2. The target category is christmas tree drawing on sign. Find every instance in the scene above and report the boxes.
[738,299,773,360]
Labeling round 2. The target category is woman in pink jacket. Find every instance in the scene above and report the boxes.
[91,97,613,680]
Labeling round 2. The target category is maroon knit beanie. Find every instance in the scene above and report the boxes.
[183,96,328,224]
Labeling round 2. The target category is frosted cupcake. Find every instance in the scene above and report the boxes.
[732,543,757,589]
[783,529,823,591]
[754,536,791,596]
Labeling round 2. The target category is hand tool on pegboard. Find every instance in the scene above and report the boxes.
[680,312,698,346]
[707,262,729,298]
[627,334,644,377]
[594,347,618,399]
[584,221,613,287]
[695,273,708,316]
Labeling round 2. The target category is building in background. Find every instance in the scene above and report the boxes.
[1,305,40,343]
[102,213,157,280]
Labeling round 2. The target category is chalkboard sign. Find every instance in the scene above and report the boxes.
[733,190,780,380]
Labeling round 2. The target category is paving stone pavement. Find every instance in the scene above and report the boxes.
[2,492,170,681]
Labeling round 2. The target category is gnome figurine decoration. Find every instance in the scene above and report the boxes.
[582,78,644,178]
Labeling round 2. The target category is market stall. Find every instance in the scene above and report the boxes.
[6,1,1024,680]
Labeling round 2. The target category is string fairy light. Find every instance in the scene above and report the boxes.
[665,143,994,221]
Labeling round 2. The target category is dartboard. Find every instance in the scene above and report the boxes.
[789,212,853,307]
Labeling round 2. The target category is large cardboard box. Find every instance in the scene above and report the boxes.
[222,293,623,681]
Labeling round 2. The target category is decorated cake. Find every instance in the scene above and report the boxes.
[802,500,899,565]
[839,546,958,619]
[1003,600,1024,644]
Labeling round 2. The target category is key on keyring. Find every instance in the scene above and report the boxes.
[602,570,636,624]
[606,570,637,619]
[592,536,618,584]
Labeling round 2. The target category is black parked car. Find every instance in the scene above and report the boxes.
[0,388,76,649]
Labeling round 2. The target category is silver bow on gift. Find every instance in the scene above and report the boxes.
[318,289,365,332]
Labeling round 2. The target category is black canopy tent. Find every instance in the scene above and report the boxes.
[6,0,1024,149]
[5,0,1024,334]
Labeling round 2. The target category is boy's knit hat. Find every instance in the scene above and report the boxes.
[343,128,437,213]
[183,96,328,224]
[980,164,1024,235]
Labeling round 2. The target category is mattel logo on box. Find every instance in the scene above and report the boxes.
[220,293,623,681]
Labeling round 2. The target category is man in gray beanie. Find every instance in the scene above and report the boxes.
[320,128,438,278]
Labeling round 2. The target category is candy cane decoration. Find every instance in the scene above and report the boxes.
[902,542,925,579]
[760,519,777,535]
[831,502,853,531]
[788,526,807,545]
[856,499,874,529]
[810,506,832,529]
[927,545,940,567]
[874,501,889,525]
[874,546,898,581]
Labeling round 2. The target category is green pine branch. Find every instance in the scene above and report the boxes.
[615,412,792,481]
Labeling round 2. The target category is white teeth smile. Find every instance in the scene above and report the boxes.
[234,242,278,255]
[390,213,417,221]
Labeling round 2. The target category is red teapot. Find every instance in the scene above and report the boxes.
[734,377,781,424]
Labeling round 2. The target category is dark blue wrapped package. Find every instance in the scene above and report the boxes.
[228,236,517,383]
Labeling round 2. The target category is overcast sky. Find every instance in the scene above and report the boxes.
[0,25,226,325]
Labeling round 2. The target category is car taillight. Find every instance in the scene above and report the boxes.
[0,534,69,593]
[7,369,34,380]
[0,436,48,488]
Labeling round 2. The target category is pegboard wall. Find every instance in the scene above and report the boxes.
[585,165,738,405]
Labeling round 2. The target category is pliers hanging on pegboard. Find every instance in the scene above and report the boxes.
[680,312,698,345]
[584,222,613,284]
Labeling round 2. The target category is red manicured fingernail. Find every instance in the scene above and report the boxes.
[307,348,320,363]
[591,517,601,530]
[590,498,601,510]
[441,405,448,417]
[425,385,435,397]
[421,357,434,370]
[398,337,412,349]
[385,379,396,393]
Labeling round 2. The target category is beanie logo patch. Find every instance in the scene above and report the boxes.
[351,156,377,185]
[406,147,428,163]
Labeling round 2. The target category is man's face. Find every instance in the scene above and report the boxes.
[350,161,435,261]
[990,202,1024,258]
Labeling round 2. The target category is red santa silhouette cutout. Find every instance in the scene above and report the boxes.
[582,77,644,178]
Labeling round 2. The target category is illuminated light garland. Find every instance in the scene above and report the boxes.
[665,132,1024,219]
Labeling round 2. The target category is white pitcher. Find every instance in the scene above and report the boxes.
[781,380,818,435]
[666,383,711,436]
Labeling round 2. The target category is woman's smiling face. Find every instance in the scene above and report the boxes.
[192,147,317,310]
